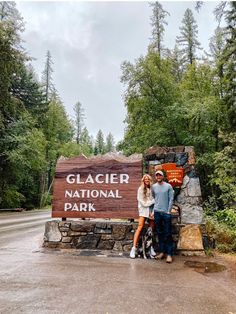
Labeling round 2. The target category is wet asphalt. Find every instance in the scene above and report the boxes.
[0,210,236,314]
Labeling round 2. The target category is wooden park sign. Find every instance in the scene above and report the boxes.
[52,153,142,219]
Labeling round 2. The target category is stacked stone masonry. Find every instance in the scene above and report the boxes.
[144,145,203,225]
[44,219,206,253]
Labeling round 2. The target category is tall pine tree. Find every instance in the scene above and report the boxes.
[95,129,105,155]
[42,50,55,102]
[105,132,115,153]
[176,8,202,66]
[149,1,169,57]
[74,101,85,144]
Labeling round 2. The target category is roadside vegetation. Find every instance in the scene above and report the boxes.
[205,205,236,253]
[0,2,116,210]
[117,2,236,253]
[0,1,235,252]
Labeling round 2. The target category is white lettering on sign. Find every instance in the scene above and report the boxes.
[64,203,96,211]
[65,189,122,199]
[66,173,129,184]
[64,172,128,212]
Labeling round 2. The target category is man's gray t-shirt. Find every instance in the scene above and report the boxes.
[151,182,174,213]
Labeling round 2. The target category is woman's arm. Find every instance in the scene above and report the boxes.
[137,188,155,207]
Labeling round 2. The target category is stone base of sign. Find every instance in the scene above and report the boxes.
[43,219,206,255]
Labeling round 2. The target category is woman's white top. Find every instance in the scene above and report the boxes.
[137,186,155,218]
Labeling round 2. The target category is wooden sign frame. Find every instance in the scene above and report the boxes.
[52,153,142,219]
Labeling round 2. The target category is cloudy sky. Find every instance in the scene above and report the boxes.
[16,1,220,143]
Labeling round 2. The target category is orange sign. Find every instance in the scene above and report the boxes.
[162,163,184,187]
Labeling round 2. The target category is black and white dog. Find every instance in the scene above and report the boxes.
[137,227,156,259]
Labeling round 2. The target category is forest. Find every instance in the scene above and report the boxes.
[0,1,235,247]
[117,1,236,251]
[0,2,116,210]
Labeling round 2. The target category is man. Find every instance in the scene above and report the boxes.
[151,170,174,263]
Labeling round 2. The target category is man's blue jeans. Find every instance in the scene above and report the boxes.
[154,212,173,256]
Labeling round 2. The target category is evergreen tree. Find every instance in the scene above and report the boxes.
[209,27,227,98]
[210,2,236,207]
[220,2,236,131]
[40,99,73,206]
[4,112,47,208]
[105,132,115,153]
[0,1,24,34]
[80,127,90,145]
[176,8,202,66]
[169,44,183,82]
[149,2,169,57]
[95,129,105,154]
[0,1,25,208]
[10,63,46,118]
[120,52,184,155]
[209,27,226,65]
[42,50,55,102]
[74,101,85,144]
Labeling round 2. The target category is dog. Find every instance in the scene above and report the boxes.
[137,226,156,259]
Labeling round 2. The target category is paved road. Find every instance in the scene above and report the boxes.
[0,209,50,247]
[0,210,236,314]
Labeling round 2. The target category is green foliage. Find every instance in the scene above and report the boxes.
[59,141,92,158]
[94,129,105,154]
[0,1,235,213]
[210,132,236,206]
[149,1,169,56]
[120,2,236,209]
[1,187,25,208]
[205,215,236,253]
[215,208,236,229]
[41,50,55,102]
[176,8,202,65]
[105,132,115,153]
[120,52,184,154]
[74,101,85,144]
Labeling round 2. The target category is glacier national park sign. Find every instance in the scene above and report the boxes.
[52,153,142,219]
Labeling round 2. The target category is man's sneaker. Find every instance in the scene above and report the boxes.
[166,255,173,263]
[130,246,136,259]
[150,246,156,258]
[155,252,165,260]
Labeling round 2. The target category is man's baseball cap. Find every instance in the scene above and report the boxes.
[155,170,164,176]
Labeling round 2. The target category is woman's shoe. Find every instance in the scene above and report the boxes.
[130,246,136,259]
[150,246,156,258]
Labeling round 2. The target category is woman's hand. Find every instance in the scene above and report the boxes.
[149,212,154,220]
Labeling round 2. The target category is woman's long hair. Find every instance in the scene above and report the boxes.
[140,174,153,199]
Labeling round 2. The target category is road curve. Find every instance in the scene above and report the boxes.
[0,209,51,246]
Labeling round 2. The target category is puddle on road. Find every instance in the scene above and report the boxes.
[184,261,226,273]
[78,250,127,258]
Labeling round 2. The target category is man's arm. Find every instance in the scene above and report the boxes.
[168,185,174,213]
[151,185,155,199]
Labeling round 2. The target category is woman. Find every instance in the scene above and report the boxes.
[130,174,156,259]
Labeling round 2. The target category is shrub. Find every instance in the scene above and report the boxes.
[205,215,236,253]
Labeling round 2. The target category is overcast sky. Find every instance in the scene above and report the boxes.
[16,1,220,143]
